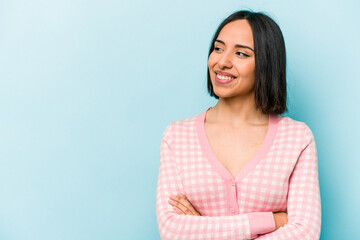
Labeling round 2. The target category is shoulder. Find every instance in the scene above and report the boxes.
[277,115,316,146]
[160,111,201,145]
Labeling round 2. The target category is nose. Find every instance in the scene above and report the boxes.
[217,51,233,69]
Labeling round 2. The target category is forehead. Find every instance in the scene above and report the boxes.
[217,20,254,48]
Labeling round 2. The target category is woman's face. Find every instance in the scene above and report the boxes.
[208,19,255,98]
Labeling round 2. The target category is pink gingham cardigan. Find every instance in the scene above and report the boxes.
[156,107,321,239]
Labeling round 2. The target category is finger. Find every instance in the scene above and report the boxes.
[169,195,195,215]
[170,194,197,215]
[173,205,185,215]
[169,196,201,216]
[168,199,184,214]
[177,195,198,215]
[169,193,201,216]
[168,199,188,215]
[177,194,201,216]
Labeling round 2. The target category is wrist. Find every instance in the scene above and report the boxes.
[272,213,278,230]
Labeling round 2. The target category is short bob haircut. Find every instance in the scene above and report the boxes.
[207,10,287,115]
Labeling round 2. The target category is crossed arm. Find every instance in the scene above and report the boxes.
[156,123,321,239]
[168,193,288,232]
[156,137,277,239]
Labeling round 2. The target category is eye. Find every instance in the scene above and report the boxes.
[214,47,223,52]
[236,51,250,57]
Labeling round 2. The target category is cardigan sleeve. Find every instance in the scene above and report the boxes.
[256,123,322,239]
[156,124,276,240]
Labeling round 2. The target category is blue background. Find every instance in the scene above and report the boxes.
[1,0,359,239]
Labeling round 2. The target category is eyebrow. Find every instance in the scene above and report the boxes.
[215,39,254,52]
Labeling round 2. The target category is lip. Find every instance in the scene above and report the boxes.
[215,71,236,84]
[215,71,236,78]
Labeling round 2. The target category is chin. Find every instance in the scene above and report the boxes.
[214,87,254,99]
[213,89,236,99]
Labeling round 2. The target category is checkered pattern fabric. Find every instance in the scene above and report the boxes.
[156,107,321,239]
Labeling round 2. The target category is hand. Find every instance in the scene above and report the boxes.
[273,211,288,230]
[168,193,201,216]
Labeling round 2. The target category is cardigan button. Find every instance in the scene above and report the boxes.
[230,208,234,213]
[231,181,235,186]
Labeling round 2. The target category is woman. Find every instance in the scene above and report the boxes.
[156,10,321,239]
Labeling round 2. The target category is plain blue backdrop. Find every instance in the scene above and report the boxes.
[0,0,359,239]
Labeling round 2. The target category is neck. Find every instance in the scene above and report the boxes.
[210,92,268,128]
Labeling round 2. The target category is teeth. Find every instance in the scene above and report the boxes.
[217,73,234,80]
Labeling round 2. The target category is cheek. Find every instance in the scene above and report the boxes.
[237,60,255,77]
[208,52,216,68]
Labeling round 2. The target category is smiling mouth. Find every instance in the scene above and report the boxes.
[215,73,235,84]
[216,73,235,80]
[215,70,236,78]
[215,72,236,84]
